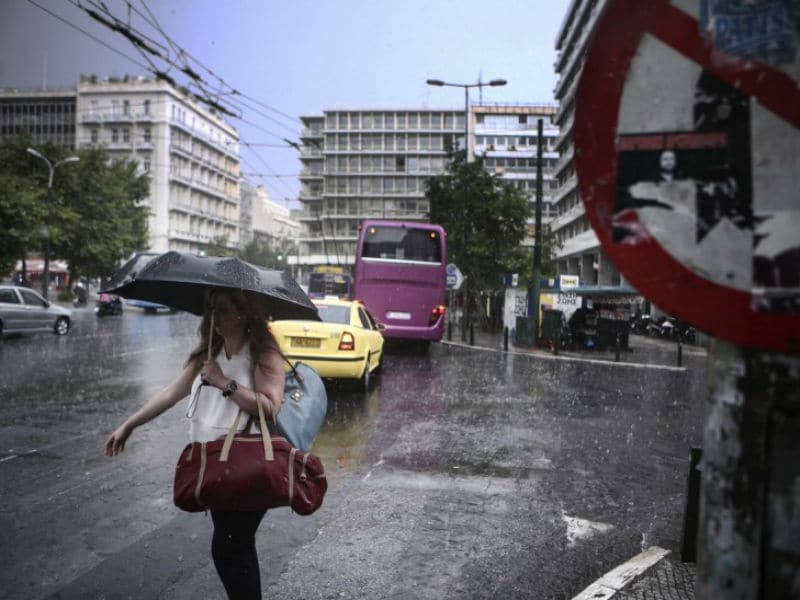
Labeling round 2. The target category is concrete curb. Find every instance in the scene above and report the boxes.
[570,546,671,600]
[440,339,688,372]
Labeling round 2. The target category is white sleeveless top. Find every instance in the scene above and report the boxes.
[187,347,254,443]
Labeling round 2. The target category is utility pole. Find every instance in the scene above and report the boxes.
[426,77,507,341]
[530,119,544,345]
[26,148,80,299]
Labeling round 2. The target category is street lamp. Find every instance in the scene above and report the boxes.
[27,148,80,299]
[426,77,507,340]
[425,78,506,160]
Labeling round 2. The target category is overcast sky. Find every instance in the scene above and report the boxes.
[1,0,571,204]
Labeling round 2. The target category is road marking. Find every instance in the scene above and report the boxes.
[0,430,100,463]
[570,546,671,600]
[562,512,614,547]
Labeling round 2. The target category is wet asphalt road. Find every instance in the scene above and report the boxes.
[0,306,708,599]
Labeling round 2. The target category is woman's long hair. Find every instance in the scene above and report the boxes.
[185,288,280,372]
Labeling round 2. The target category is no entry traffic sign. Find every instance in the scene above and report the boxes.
[574,0,800,352]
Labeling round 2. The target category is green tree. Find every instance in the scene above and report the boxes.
[54,147,150,283]
[206,235,236,258]
[0,138,150,283]
[426,150,534,302]
[239,236,296,270]
[0,137,48,277]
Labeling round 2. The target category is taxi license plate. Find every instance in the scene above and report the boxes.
[291,337,320,348]
[386,311,411,320]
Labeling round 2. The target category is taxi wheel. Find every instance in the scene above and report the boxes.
[359,353,371,391]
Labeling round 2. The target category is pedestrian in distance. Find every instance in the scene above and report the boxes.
[105,287,286,600]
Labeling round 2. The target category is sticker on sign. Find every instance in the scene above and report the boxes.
[574,0,799,352]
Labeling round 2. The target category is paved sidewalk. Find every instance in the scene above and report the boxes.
[616,554,695,600]
[443,324,706,370]
[571,548,695,600]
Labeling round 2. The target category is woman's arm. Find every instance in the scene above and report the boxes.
[104,362,198,456]
[199,348,285,420]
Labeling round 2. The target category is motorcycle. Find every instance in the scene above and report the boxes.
[95,293,123,317]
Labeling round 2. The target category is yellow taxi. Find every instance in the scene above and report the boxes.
[270,298,384,389]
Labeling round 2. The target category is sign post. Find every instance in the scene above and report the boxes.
[575,1,799,597]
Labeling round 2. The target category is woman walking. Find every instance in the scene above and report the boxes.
[105,287,285,599]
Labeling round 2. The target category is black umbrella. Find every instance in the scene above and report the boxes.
[102,251,319,321]
[104,252,160,291]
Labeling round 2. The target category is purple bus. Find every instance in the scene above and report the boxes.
[352,220,447,346]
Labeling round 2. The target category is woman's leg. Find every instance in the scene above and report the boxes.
[210,509,267,600]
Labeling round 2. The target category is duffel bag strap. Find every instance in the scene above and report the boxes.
[220,399,275,463]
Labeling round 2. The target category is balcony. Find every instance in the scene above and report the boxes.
[549,200,585,232]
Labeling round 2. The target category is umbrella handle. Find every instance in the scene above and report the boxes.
[207,309,215,361]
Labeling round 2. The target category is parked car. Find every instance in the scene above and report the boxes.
[0,285,72,337]
[269,298,385,390]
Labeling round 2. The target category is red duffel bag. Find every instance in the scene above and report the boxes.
[173,402,327,515]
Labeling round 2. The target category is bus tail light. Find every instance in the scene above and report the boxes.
[429,305,446,325]
[338,332,355,351]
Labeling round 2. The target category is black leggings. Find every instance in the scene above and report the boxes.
[210,509,267,600]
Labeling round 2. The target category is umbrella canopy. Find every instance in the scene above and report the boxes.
[102,251,320,321]
[103,252,160,292]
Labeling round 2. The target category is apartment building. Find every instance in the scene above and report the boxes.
[240,182,300,247]
[551,0,621,286]
[75,75,241,254]
[297,109,464,268]
[0,88,77,148]
[1,77,241,255]
[473,104,560,245]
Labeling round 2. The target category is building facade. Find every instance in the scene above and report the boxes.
[75,76,241,254]
[297,109,465,268]
[551,0,621,286]
[1,77,241,256]
[240,182,300,248]
[0,88,77,148]
[473,104,560,245]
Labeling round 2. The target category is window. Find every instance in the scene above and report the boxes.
[143,159,151,172]
[20,289,47,307]
[123,100,130,115]
[395,156,406,172]
[90,128,98,143]
[144,99,151,115]
[144,128,151,143]
[111,129,119,143]
[123,128,130,143]
[0,288,20,304]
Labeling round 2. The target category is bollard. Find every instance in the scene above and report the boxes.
[503,326,509,352]
[681,447,703,563]
[447,319,452,341]
[469,322,475,346]
[677,339,683,367]
[615,334,621,362]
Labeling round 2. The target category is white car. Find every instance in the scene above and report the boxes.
[0,285,72,337]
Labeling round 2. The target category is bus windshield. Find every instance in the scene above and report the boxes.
[361,225,442,263]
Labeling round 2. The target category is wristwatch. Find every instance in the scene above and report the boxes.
[222,379,239,397]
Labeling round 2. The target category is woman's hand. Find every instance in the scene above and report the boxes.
[200,359,227,390]
[105,423,132,457]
